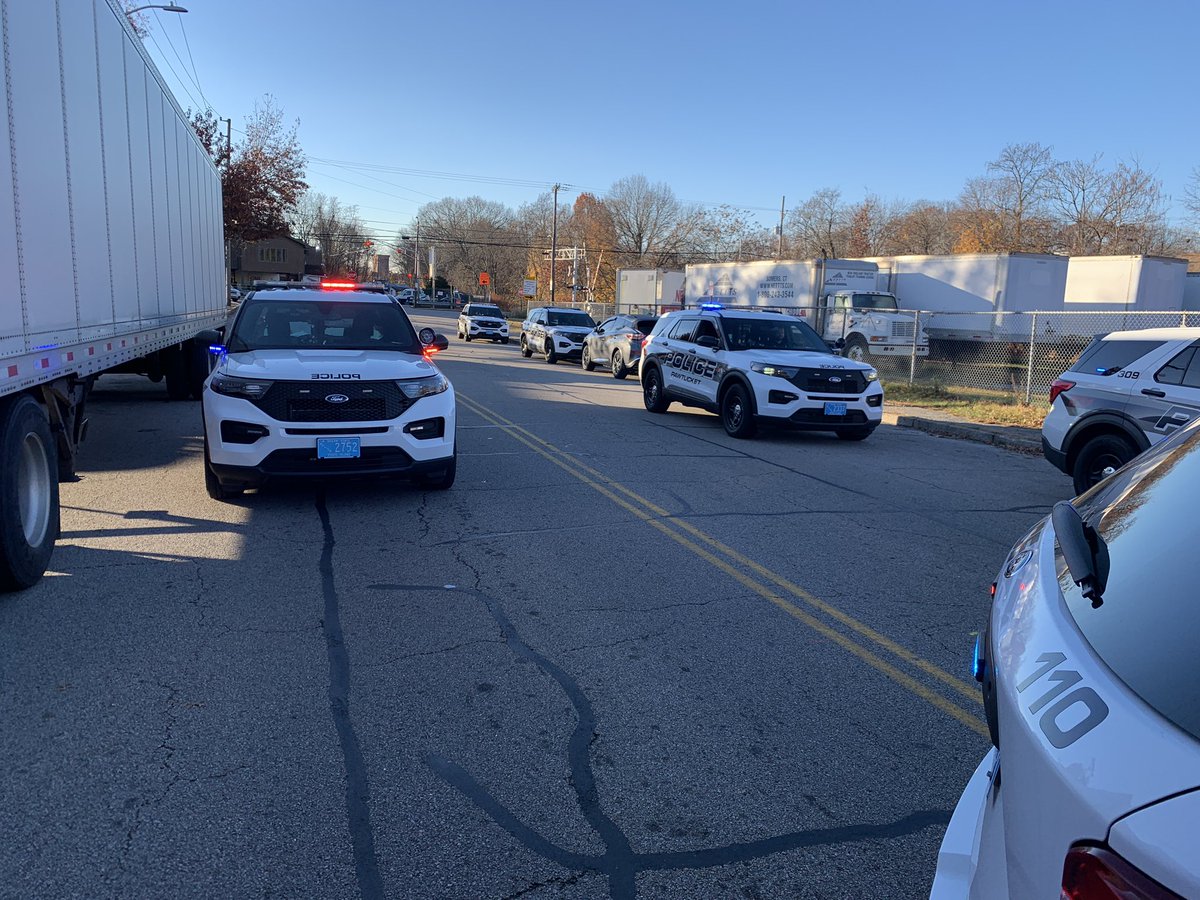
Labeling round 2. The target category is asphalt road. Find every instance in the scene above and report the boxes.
[0,309,1075,899]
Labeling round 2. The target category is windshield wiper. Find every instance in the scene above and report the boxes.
[1052,501,1109,608]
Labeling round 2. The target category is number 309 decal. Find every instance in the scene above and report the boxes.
[1016,651,1109,748]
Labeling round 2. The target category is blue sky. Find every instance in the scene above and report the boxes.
[138,0,1196,241]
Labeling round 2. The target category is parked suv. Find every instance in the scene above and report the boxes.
[520,307,597,363]
[198,284,455,499]
[1041,327,1200,495]
[639,307,883,440]
[457,303,509,344]
[582,314,658,379]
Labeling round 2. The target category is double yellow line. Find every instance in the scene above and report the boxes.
[457,393,987,738]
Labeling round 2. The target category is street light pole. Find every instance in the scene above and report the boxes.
[126,4,188,12]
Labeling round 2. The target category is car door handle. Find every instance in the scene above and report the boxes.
[1141,388,1166,397]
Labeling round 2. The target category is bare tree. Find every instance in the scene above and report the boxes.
[412,196,517,296]
[605,175,692,267]
[287,193,366,279]
[844,194,904,257]
[891,202,957,255]
[787,189,846,259]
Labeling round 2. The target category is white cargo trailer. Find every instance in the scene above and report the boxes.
[1063,255,1188,311]
[684,259,927,362]
[615,268,684,313]
[0,0,226,590]
[868,252,1068,343]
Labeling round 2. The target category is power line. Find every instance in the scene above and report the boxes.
[148,11,209,109]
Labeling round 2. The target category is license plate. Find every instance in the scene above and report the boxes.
[317,437,361,459]
[823,402,848,416]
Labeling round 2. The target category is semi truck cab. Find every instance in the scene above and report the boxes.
[808,291,929,363]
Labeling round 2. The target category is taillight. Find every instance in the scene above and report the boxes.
[625,332,644,341]
[1061,844,1181,899]
[1050,378,1076,406]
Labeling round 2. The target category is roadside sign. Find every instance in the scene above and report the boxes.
[522,279,537,297]
[479,272,490,286]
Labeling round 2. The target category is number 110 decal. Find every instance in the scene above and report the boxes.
[1016,652,1110,748]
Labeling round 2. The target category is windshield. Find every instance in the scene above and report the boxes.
[228,298,419,353]
[1063,420,1200,741]
[720,317,829,352]
[467,306,503,318]
[850,293,898,311]
[547,312,596,328]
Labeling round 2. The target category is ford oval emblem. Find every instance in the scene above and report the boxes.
[325,393,350,404]
[828,376,843,383]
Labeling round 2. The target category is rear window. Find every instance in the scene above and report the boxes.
[1063,422,1200,741]
[634,318,658,335]
[1069,338,1165,376]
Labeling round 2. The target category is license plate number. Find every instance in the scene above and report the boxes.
[823,402,848,416]
[317,437,361,459]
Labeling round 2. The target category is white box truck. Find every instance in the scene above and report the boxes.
[685,259,927,363]
[0,0,226,590]
[616,268,685,313]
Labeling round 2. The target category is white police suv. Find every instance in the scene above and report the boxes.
[933,418,1200,899]
[198,283,456,499]
[457,302,510,344]
[520,307,597,363]
[1042,328,1200,496]
[638,307,883,439]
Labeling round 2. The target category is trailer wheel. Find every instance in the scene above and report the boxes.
[0,396,60,591]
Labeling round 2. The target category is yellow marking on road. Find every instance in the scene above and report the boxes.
[457,394,988,738]
[459,395,982,705]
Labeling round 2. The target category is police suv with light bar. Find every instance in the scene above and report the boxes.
[638,306,883,440]
[198,283,456,498]
[932,418,1200,899]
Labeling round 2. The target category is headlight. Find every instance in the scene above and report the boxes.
[750,362,799,379]
[396,373,449,399]
[209,374,274,398]
[864,369,879,382]
[556,333,577,344]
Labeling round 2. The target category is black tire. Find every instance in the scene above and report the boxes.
[720,383,757,439]
[203,436,244,501]
[582,345,596,371]
[1072,433,1136,496]
[464,333,472,342]
[0,396,59,591]
[421,451,456,490]
[611,350,629,380]
[500,337,509,345]
[843,336,869,364]
[836,426,874,442]
[642,367,670,413]
[521,338,532,358]
[544,342,557,364]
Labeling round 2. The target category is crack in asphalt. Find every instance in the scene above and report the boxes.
[404,578,949,899]
[316,491,384,900]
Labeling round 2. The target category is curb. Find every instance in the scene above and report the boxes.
[883,412,1043,454]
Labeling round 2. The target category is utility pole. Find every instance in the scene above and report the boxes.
[414,217,421,292]
[550,183,560,305]
[777,195,785,259]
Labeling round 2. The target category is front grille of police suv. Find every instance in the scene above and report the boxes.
[252,381,413,422]
[789,369,868,395]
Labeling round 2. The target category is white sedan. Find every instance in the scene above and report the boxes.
[932,419,1200,898]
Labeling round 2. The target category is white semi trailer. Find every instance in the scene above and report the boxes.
[616,268,685,313]
[0,0,226,590]
[685,259,927,363]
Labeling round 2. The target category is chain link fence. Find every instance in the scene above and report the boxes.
[650,304,1200,402]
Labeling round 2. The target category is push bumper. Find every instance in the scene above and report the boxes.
[209,448,454,489]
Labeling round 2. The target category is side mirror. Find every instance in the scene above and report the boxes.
[696,335,720,350]
[419,328,449,352]
[834,337,846,349]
